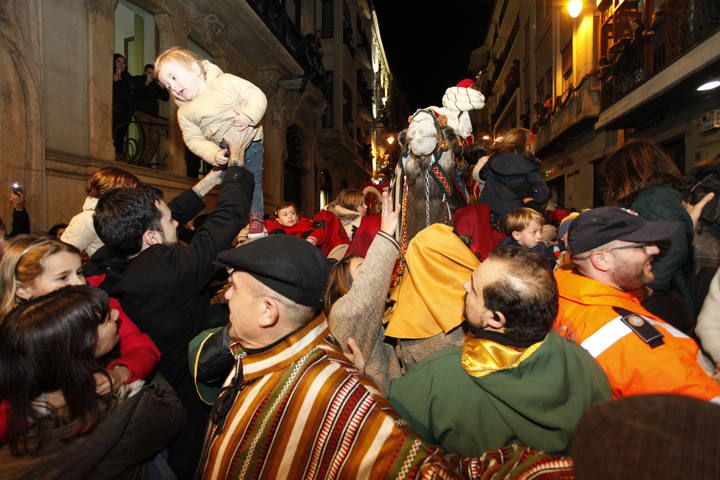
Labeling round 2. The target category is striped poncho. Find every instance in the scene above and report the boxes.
[197,316,574,479]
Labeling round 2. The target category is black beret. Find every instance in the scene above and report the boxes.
[216,235,330,308]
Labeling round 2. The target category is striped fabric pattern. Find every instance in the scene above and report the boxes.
[199,316,465,479]
[198,316,576,479]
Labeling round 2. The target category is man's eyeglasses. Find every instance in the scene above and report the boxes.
[572,243,652,260]
[605,243,652,253]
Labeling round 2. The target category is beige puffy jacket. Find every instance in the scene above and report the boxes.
[176,60,267,165]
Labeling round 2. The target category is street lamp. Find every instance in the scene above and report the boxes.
[566,0,582,18]
[697,80,720,91]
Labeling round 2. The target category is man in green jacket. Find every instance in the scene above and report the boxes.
[389,246,611,456]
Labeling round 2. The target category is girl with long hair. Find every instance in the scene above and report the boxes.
[0,285,184,477]
[0,235,160,392]
[601,140,696,333]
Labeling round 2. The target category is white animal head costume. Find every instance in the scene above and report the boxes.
[433,79,485,143]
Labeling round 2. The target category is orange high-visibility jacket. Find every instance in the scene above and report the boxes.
[554,269,720,402]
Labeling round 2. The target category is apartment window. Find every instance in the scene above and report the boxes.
[561,39,573,92]
[536,79,545,106]
[343,81,353,137]
[319,169,333,210]
[321,0,333,38]
[545,69,553,102]
[286,0,302,28]
[322,71,334,128]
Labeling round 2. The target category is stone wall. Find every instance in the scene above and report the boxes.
[1,0,342,232]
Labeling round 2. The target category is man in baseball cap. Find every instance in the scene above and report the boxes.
[554,207,720,402]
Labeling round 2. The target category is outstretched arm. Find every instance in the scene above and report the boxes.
[328,192,399,360]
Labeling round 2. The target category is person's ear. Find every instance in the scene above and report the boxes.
[589,250,612,273]
[511,230,522,241]
[15,282,33,301]
[488,311,506,330]
[142,229,162,247]
[258,297,280,329]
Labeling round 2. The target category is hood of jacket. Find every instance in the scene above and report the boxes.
[173,60,224,107]
[466,331,610,452]
[489,152,540,176]
[326,203,362,223]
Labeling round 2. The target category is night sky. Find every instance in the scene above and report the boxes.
[374,0,494,110]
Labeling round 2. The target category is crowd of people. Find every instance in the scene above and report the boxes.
[2,46,720,479]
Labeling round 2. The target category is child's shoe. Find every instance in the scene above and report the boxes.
[247,214,267,241]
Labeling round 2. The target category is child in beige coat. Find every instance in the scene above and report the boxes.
[156,47,267,237]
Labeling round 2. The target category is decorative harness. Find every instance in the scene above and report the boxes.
[394,109,457,283]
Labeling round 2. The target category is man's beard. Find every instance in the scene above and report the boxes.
[612,261,654,291]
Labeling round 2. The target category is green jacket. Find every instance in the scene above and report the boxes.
[388,331,611,456]
[630,184,694,306]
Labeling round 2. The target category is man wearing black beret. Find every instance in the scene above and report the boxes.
[554,207,720,402]
[196,235,571,479]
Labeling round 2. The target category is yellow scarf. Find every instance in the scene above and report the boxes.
[461,334,543,378]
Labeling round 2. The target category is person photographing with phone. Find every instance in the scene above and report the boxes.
[2,183,30,247]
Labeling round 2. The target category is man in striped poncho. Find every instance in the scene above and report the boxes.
[197,235,573,479]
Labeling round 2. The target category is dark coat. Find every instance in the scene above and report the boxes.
[132,75,169,117]
[9,209,29,236]
[0,376,185,480]
[112,71,134,117]
[86,166,253,391]
[629,183,694,303]
[479,152,550,217]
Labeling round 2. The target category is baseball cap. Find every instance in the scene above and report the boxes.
[568,207,678,255]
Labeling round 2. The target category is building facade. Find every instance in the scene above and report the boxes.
[471,0,720,210]
[1,0,394,231]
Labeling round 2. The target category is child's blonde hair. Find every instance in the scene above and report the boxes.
[504,207,545,235]
[155,47,206,79]
[0,235,81,320]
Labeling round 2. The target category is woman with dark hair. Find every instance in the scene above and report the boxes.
[0,285,184,478]
[601,140,698,332]
[113,53,134,159]
[477,128,549,226]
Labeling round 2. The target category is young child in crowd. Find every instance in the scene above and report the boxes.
[266,202,322,245]
[154,47,267,238]
[499,207,555,261]
[477,128,550,228]
[266,202,349,258]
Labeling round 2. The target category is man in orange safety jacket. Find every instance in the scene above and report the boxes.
[554,207,720,402]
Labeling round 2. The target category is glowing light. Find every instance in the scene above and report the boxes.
[567,0,582,18]
[386,135,395,145]
[481,134,491,141]
[697,80,720,91]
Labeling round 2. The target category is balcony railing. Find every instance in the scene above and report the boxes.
[246,0,331,100]
[598,0,720,110]
[534,73,601,152]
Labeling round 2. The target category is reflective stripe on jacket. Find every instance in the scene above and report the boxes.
[554,269,720,402]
